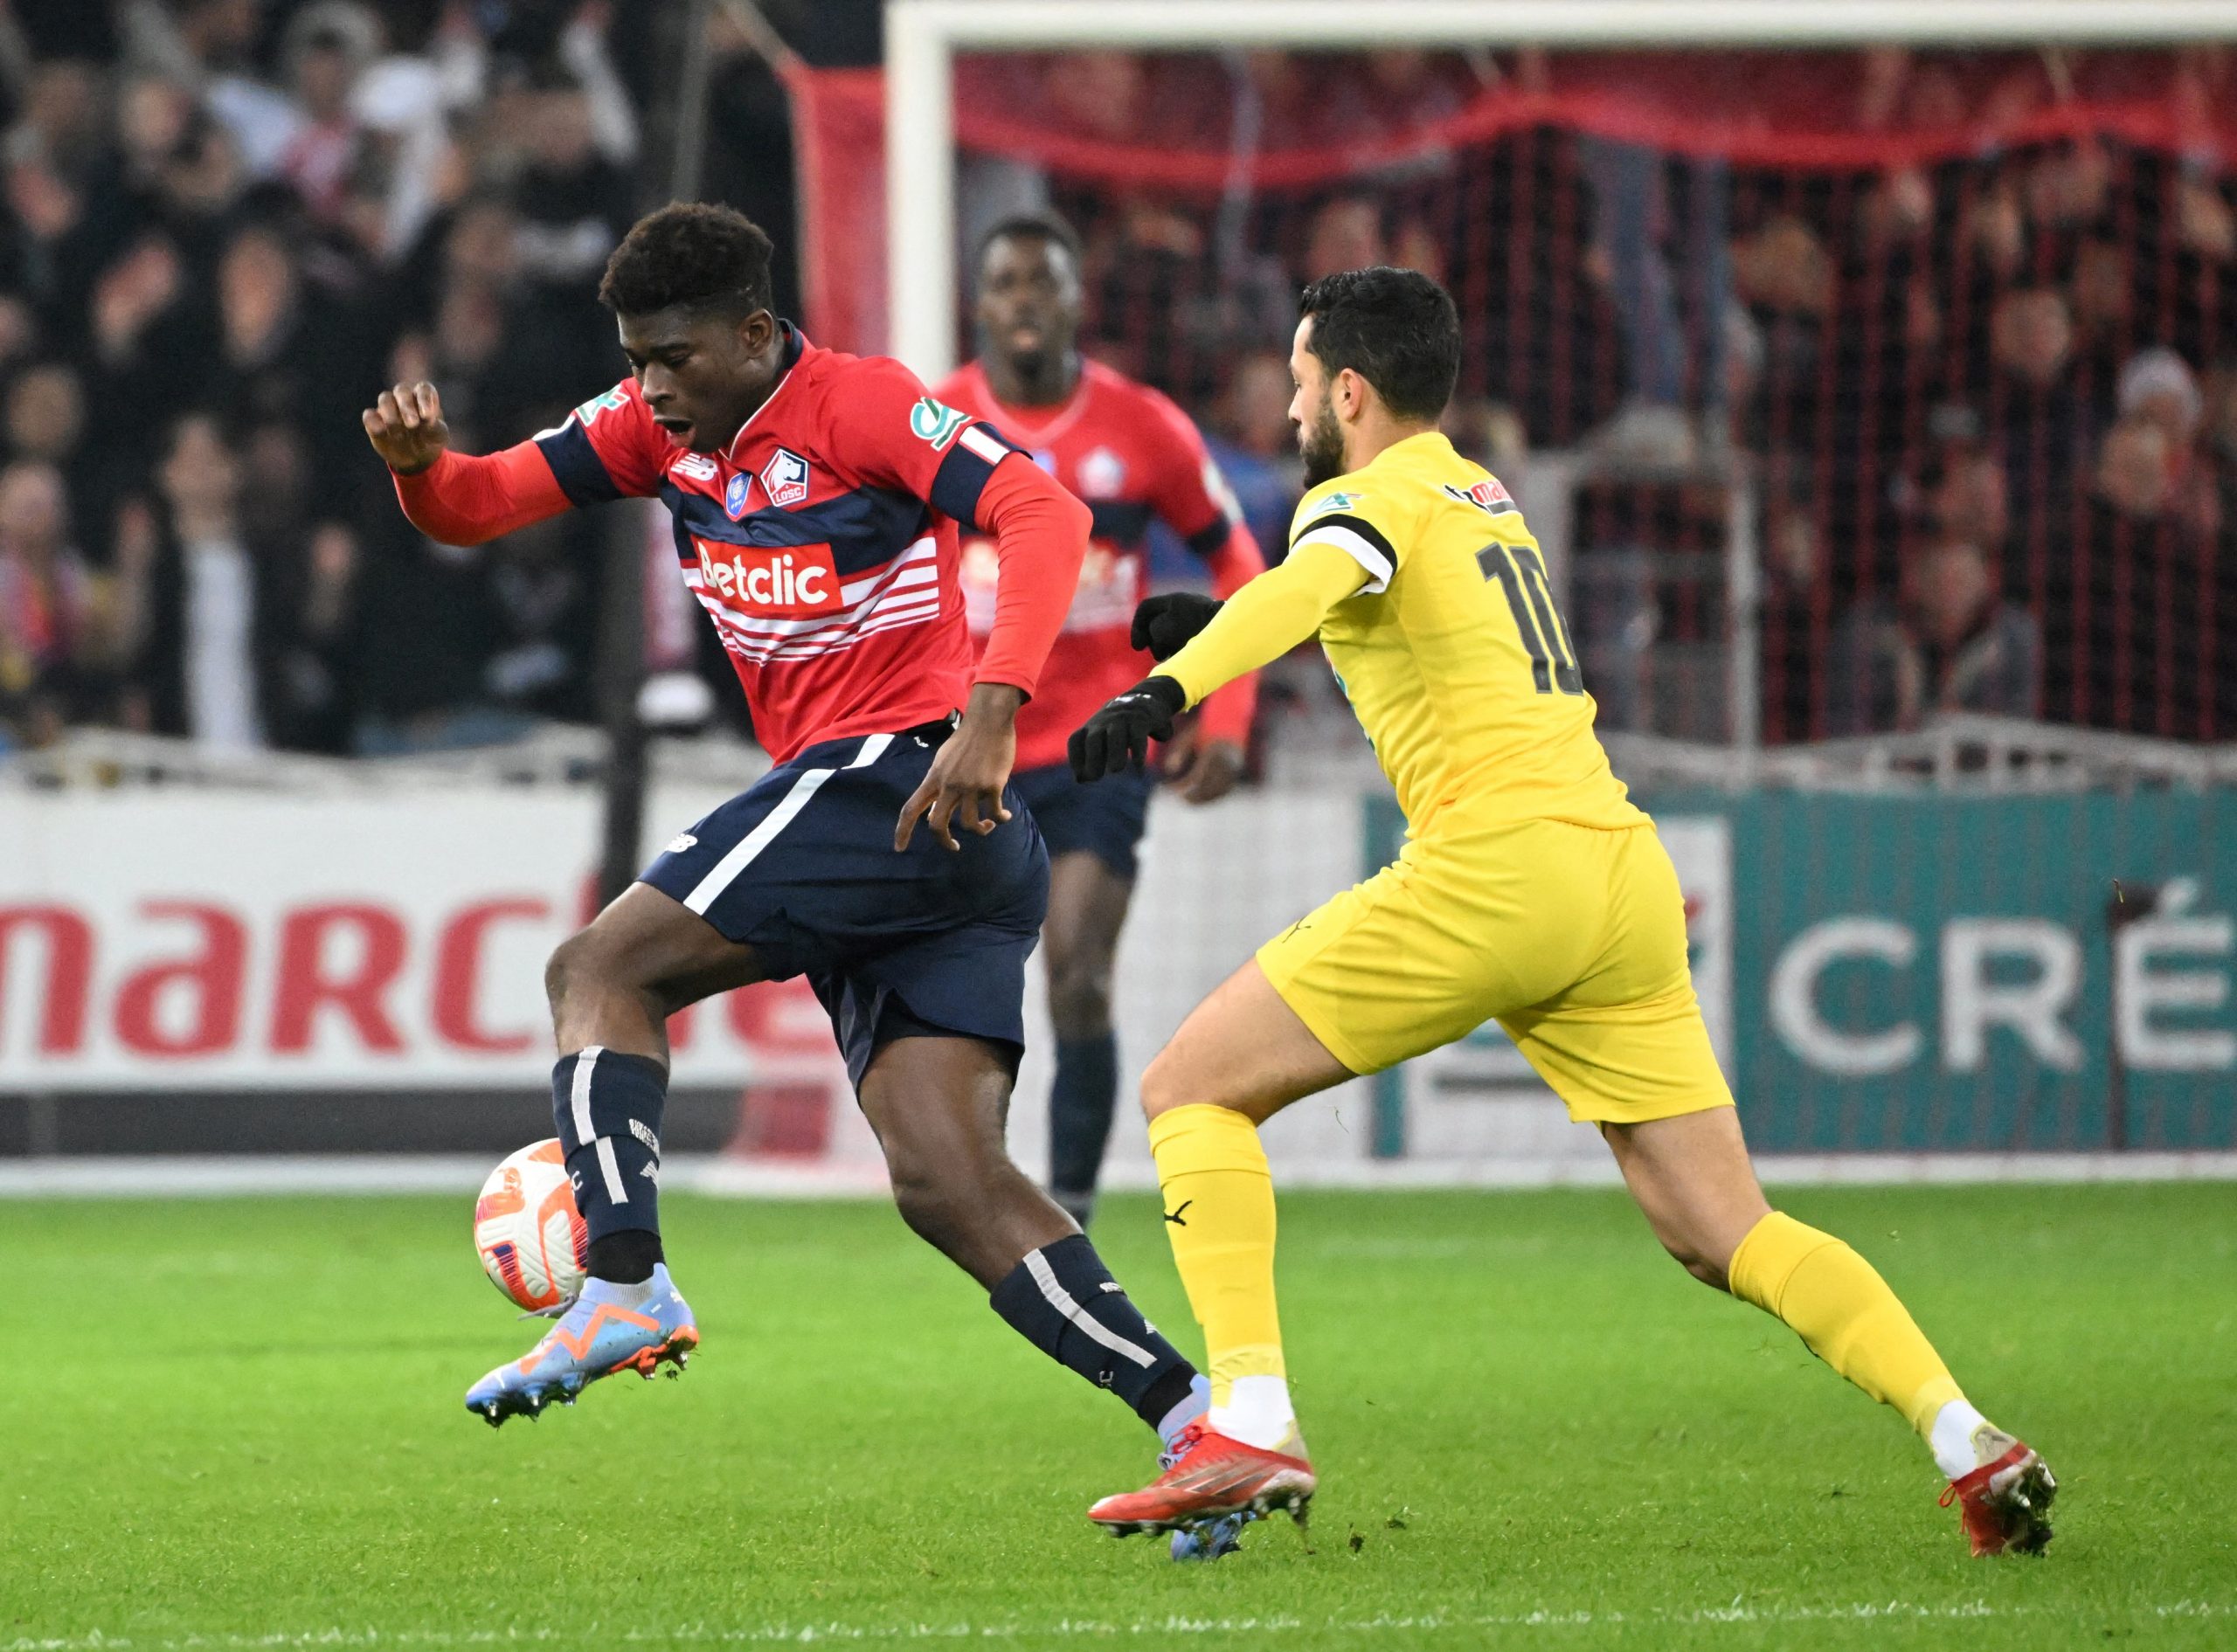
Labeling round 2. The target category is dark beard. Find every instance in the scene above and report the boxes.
[1299,398,1346,488]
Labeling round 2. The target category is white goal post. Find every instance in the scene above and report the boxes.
[884,0,2237,381]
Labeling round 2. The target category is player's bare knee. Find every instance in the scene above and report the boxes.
[889,1170,958,1249]
[887,1151,1006,1262]
[544,930,599,1017]
[1138,1045,1187,1120]
[1046,963,1113,1040]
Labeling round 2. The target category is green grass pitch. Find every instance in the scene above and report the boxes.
[3,1182,2231,1649]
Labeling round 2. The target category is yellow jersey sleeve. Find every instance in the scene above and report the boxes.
[1160,540,1373,708]
[1286,480,1413,596]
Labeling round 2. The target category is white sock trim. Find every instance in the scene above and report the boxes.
[1929,1398,1991,1480]
[1210,1374,1297,1452]
[570,1047,601,1144]
[1022,1248,1155,1369]
[593,1136,628,1204]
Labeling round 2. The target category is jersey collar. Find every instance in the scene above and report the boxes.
[721,321,809,463]
[1367,429,1457,471]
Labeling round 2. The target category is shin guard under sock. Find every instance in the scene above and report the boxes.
[1146,1103,1285,1406]
[1728,1210,1965,1435]
[552,1046,668,1282]
[989,1234,1199,1432]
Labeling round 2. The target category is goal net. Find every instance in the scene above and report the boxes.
[777,7,2237,1177]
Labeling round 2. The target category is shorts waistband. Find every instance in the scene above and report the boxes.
[790,713,960,770]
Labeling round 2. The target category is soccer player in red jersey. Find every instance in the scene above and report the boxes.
[362,205,1215,1483]
[936,213,1266,1230]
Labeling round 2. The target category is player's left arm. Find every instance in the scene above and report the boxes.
[1069,541,1367,781]
[839,360,1091,850]
[1143,395,1266,802]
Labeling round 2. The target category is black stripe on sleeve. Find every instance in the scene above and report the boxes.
[929,421,1026,529]
[1290,511,1397,566]
[534,419,624,508]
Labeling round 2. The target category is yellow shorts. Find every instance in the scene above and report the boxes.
[1256,816,1732,1124]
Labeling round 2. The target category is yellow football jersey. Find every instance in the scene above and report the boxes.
[1288,431,1645,835]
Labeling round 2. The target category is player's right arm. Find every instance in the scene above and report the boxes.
[1068,540,1368,780]
[1157,540,1368,707]
[364,378,666,546]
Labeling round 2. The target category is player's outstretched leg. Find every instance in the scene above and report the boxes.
[856,1033,1216,1493]
[1603,1106,2055,1556]
[1086,961,1352,1538]
[466,886,753,1425]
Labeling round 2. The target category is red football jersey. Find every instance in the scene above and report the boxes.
[536,326,1028,763]
[934,359,1261,772]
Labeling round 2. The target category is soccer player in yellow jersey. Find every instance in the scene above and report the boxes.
[1068,269,2055,1559]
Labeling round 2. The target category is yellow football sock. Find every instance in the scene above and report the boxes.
[1727,1211,1965,1436]
[1147,1103,1284,1406]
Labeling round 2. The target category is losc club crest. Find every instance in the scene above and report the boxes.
[761,448,810,508]
[724,470,752,518]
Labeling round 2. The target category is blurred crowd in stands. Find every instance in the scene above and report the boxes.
[0,0,681,755]
[1028,45,2237,746]
[3,14,2232,757]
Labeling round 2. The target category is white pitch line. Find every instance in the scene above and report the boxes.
[5,1602,2228,1649]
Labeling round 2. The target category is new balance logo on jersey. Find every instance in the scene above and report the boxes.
[693,539,843,617]
[761,448,811,508]
[673,453,718,482]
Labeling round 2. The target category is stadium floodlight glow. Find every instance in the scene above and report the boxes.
[885,0,2237,377]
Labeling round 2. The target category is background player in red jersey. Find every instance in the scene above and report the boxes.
[360,206,1216,1483]
[937,214,1266,1229]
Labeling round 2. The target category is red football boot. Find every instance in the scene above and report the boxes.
[1088,1420,1315,1537]
[1940,1432,2057,1556]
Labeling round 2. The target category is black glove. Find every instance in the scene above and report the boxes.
[1131,592,1223,661]
[1069,675,1187,782]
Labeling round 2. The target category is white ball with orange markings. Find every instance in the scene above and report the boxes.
[473,1139,587,1311]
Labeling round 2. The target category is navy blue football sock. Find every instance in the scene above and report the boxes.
[989,1234,1200,1432]
[1048,1033,1120,1222]
[552,1047,668,1278]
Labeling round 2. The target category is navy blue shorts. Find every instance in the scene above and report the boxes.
[641,722,1049,1087]
[1009,760,1153,881]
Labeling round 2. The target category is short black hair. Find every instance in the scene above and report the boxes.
[1298,266,1461,421]
[599,202,774,319]
[975,211,1083,273]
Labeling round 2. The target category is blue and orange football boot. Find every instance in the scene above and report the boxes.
[465,1265,698,1427]
[1170,1510,1256,1561]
